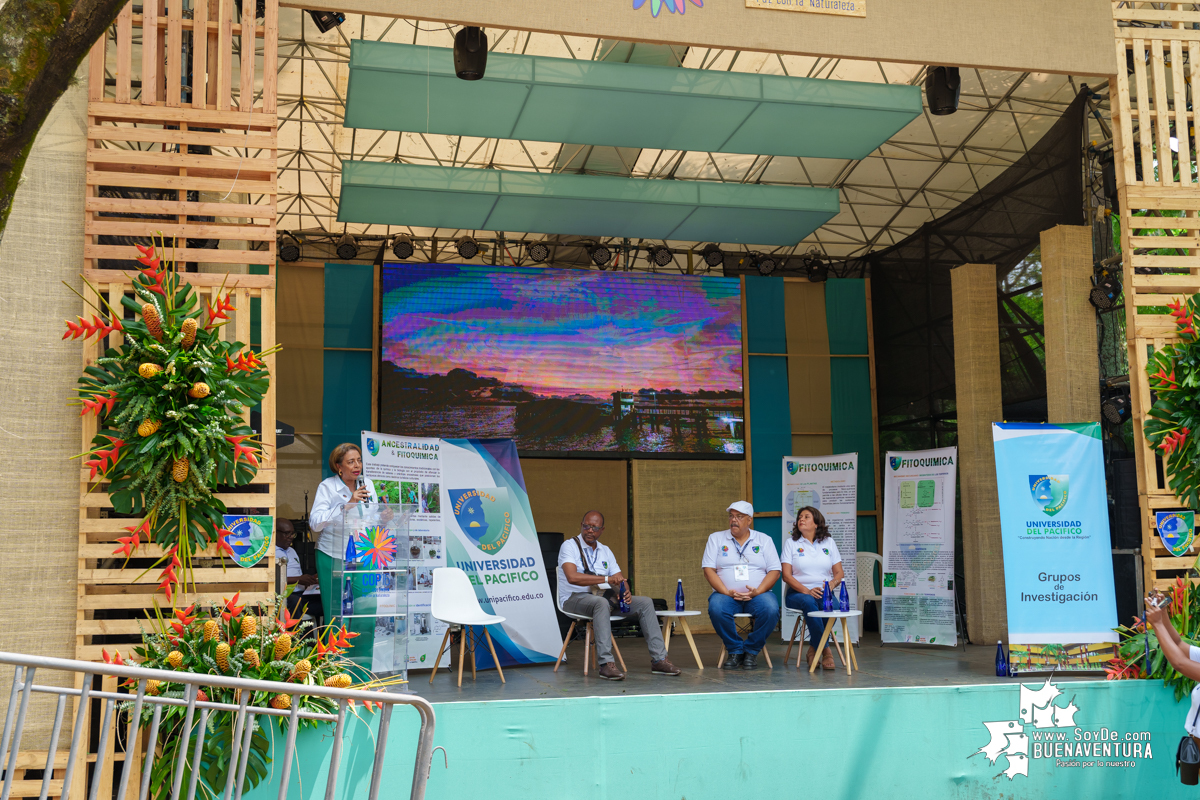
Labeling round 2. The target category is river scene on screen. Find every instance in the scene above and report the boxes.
[380,263,744,456]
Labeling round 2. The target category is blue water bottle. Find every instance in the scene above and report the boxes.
[995,641,1008,677]
[822,580,833,612]
[839,581,850,612]
[618,580,631,613]
[675,579,685,612]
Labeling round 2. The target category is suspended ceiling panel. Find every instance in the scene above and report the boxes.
[345,41,922,161]
[338,162,839,245]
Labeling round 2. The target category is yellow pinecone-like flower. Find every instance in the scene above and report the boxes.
[146,679,161,696]
[269,693,291,710]
[273,634,292,661]
[240,616,257,638]
[172,457,189,483]
[137,419,161,437]
[290,659,311,682]
[142,304,163,340]
[180,318,198,349]
[167,650,183,669]
[138,363,162,379]
[323,674,352,689]
[187,382,210,399]
[215,642,230,672]
[202,620,219,641]
[243,649,260,668]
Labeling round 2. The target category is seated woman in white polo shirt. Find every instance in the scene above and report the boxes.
[780,505,844,670]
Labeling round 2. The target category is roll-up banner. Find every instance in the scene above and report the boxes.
[362,432,560,671]
[881,447,958,646]
[782,453,859,643]
[992,423,1119,658]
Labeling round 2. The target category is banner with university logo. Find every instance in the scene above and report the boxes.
[992,423,1118,653]
[781,453,859,643]
[880,447,957,646]
[221,515,272,568]
[1156,510,1195,557]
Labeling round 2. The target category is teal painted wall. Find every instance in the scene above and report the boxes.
[244,680,1190,800]
[322,263,374,478]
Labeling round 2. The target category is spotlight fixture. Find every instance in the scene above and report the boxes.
[527,241,550,263]
[802,249,829,282]
[1088,269,1121,310]
[277,232,301,263]
[752,252,778,277]
[646,245,673,267]
[335,232,358,260]
[306,9,345,33]
[587,242,612,269]
[391,234,414,260]
[1101,391,1132,425]
[925,66,961,116]
[1098,150,1118,214]
[700,243,724,268]
[453,26,488,81]
[455,235,480,259]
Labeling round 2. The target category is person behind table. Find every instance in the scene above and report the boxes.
[701,501,781,670]
[781,505,843,670]
[275,518,320,618]
[308,443,377,622]
[1145,597,1200,747]
[557,510,681,681]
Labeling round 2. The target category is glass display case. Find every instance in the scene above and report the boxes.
[329,503,415,682]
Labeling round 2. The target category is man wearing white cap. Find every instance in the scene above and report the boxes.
[701,501,781,669]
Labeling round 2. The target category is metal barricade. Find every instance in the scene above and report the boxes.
[0,651,438,800]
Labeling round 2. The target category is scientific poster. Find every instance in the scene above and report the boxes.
[881,447,958,645]
[781,453,859,643]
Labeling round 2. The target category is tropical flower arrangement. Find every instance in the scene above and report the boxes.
[1144,294,1200,508]
[66,236,280,599]
[1109,577,1196,700]
[105,594,381,800]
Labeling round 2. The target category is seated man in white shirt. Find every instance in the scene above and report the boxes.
[702,501,782,670]
[557,511,681,681]
[275,518,320,617]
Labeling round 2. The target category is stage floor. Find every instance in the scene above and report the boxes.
[406,631,1097,703]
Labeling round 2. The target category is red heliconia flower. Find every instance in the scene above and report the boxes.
[226,434,260,468]
[279,606,301,632]
[174,603,198,625]
[206,293,236,327]
[102,649,126,666]
[220,592,245,622]
[215,529,235,558]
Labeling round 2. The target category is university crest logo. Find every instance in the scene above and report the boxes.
[787,462,800,475]
[889,456,903,471]
[449,488,513,554]
[366,437,379,457]
[1028,475,1069,517]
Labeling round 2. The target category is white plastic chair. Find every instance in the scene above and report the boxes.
[857,552,883,617]
[429,567,508,687]
[554,585,628,676]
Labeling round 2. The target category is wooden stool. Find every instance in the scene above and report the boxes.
[783,611,844,669]
[554,616,628,676]
[716,613,773,668]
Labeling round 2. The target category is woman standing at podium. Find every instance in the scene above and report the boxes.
[309,442,378,623]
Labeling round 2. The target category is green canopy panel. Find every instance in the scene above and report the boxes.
[346,41,921,161]
[338,162,839,246]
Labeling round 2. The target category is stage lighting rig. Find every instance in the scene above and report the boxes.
[454,27,488,81]
[802,248,828,282]
[527,241,550,263]
[1102,390,1132,425]
[335,233,358,260]
[700,243,724,268]
[278,233,301,262]
[646,245,673,267]
[456,236,480,259]
[1088,268,1121,310]
[925,66,961,115]
[752,252,778,276]
[587,242,613,269]
[306,9,345,33]
[391,234,414,260]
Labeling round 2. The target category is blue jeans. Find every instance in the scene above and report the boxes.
[708,591,780,655]
[784,590,826,651]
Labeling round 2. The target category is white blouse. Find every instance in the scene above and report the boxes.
[309,475,377,556]
[1187,645,1200,736]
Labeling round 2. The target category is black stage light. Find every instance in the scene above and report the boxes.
[454,27,488,81]
[1102,391,1132,425]
[587,242,612,269]
[646,245,673,267]
[306,9,345,33]
[1099,150,1119,214]
[803,250,828,282]
[278,233,301,262]
[700,243,724,268]
[925,66,961,116]
[391,234,414,260]
[455,235,480,259]
[1089,270,1121,310]
[527,241,550,263]
[335,232,358,260]
[752,252,778,276]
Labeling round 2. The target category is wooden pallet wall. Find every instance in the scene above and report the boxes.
[1110,2,1200,591]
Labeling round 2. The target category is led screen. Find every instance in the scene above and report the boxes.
[380,263,744,457]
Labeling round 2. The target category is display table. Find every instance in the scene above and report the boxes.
[655,610,704,670]
[807,610,862,676]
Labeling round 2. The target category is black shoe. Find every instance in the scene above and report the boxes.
[742,652,759,670]
[723,652,744,669]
